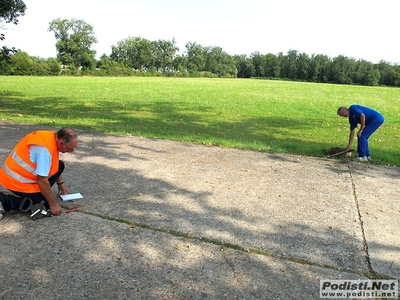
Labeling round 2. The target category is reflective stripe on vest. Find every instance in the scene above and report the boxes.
[11,150,37,174]
[0,130,59,193]
[2,164,37,184]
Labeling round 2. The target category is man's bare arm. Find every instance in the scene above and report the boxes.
[346,129,355,150]
[36,175,62,215]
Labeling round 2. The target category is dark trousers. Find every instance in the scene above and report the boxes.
[0,160,64,211]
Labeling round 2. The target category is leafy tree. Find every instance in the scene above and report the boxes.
[30,56,50,76]
[97,54,112,70]
[172,54,188,74]
[45,57,61,75]
[264,53,280,78]
[250,51,265,77]
[308,54,330,83]
[0,50,60,75]
[185,42,207,74]
[390,65,400,87]
[151,38,179,72]
[234,54,254,78]
[282,49,298,80]
[110,37,153,71]
[205,46,236,77]
[0,45,15,60]
[367,69,381,86]
[0,0,25,62]
[97,54,134,76]
[0,0,26,41]
[296,52,310,81]
[133,38,154,71]
[328,55,356,84]
[48,18,97,70]
[0,45,14,73]
[276,52,286,78]
[376,60,394,86]
[9,50,32,75]
[354,59,379,86]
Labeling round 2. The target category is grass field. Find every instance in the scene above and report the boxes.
[1,76,399,166]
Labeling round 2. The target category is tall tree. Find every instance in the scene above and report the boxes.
[172,54,188,74]
[0,45,14,60]
[308,54,330,83]
[391,65,400,87]
[48,18,97,70]
[354,59,380,86]
[205,46,236,77]
[185,42,207,73]
[250,51,265,77]
[376,60,395,86]
[264,53,280,78]
[151,38,179,72]
[282,49,298,80]
[328,55,356,84]
[110,37,153,71]
[296,52,310,81]
[8,49,31,75]
[234,54,254,78]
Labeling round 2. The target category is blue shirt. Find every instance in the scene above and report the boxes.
[348,105,383,131]
[29,145,52,176]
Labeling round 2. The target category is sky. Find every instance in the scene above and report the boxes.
[1,0,399,64]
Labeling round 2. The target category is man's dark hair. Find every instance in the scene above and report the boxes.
[337,106,345,115]
[57,128,78,144]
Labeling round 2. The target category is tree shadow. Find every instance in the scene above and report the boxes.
[0,210,393,299]
[0,123,398,299]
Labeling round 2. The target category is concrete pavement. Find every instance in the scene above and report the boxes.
[0,122,399,299]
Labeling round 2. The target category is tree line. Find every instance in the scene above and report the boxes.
[1,17,400,87]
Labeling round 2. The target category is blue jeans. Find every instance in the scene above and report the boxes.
[358,116,384,157]
[0,160,64,211]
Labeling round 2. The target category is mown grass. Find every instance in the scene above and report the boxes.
[0,76,399,166]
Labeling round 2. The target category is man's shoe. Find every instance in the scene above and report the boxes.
[357,156,368,162]
[0,202,5,220]
[367,156,371,161]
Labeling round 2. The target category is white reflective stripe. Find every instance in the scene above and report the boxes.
[11,150,37,174]
[2,164,37,184]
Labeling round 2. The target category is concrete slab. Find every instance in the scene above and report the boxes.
[0,122,398,299]
[348,161,400,279]
[0,213,368,300]
[62,132,367,273]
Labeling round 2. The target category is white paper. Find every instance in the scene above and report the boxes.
[60,193,83,201]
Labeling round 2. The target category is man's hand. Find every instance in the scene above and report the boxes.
[37,175,62,216]
[58,183,68,195]
[49,202,62,215]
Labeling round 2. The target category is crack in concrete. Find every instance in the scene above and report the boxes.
[346,159,374,276]
[79,210,377,279]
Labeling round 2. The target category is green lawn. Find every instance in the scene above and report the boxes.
[1,76,399,166]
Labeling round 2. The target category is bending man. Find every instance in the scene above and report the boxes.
[0,128,78,219]
[337,105,384,161]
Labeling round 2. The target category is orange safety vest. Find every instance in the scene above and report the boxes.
[0,130,59,193]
